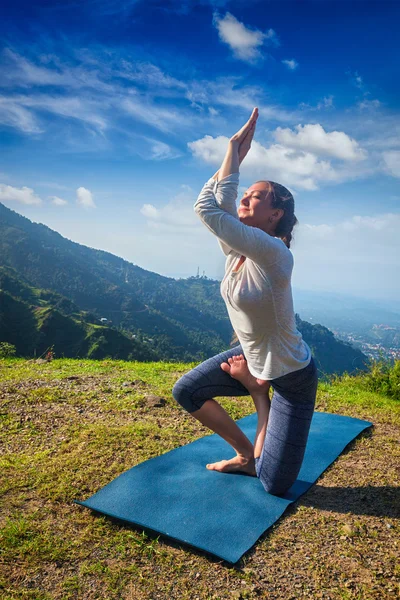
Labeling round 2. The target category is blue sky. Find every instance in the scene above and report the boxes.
[1,0,399,303]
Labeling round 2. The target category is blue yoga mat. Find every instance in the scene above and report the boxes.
[74,411,372,564]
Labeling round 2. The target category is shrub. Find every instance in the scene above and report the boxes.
[360,357,400,401]
[0,342,17,358]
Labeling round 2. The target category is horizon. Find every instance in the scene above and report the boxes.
[0,0,399,303]
[1,197,399,315]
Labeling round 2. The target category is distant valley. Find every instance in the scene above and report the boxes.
[1,201,391,379]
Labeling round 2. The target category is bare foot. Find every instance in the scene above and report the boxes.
[220,354,270,394]
[206,454,256,476]
[220,354,271,464]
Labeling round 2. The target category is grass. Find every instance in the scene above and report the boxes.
[0,357,399,600]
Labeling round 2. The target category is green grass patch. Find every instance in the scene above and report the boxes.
[0,356,399,599]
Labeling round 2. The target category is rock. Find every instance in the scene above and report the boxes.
[145,395,167,408]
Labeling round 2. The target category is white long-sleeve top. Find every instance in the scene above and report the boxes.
[194,171,312,380]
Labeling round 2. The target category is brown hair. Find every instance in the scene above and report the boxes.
[229,181,298,347]
[259,180,298,249]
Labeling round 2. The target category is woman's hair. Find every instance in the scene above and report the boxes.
[229,181,298,347]
[257,180,298,250]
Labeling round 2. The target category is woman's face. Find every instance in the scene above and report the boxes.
[238,182,282,233]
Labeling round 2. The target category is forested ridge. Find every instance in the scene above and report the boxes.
[0,202,369,375]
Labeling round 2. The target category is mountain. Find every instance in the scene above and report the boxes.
[0,201,369,375]
[0,266,159,361]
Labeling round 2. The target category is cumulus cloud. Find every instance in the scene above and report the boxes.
[291,211,400,299]
[282,59,298,70]
[188,134,337,190]
[138,176,400,300]
[274,123,367,161]
[382,150,400,178]
[295,212,400,269]
[50,195,68,206]
[76,187,96,209]
[140,204,159,219]
[212,12,279,63]
[300,213,400,240]
[0,43,397,193]
[0,183,42,205]
[140,185,199,233]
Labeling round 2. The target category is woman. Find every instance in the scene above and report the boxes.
[172,108,318,496]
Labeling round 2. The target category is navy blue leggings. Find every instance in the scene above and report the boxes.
[172,344,318,496]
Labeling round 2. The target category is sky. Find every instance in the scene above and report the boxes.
[0,0,399,304]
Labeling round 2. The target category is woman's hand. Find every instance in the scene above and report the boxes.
[213,107,259,181]
[230,107,258,163]
[238,118,257,165]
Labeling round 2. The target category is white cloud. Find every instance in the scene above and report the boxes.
[298,96,335,111]
[357,98,382,110]
[50,196,68,206]
[1,43,398,193]
[140,185,198,232]
[0,45,322,150]
[282,211,400,300]
[293,211,400,294]
[212,12,279,63]
[140,204,159,219]
[76,187,96,209]
[346,69,365,91]
[274,123,367,161]
[0,96,43,133]
[188,134,338,190]
[139,137,182,160]
[316,96,334,110]
[136,176,400,301]
[382,150,400,178]
[121,98,185,134]
[117,60,186,90]
[298,214,394,240]
[1,48,114,93]
[0,183,42,205]
[185,77,294,123]
[10,94,108,132]
[282,59,298,70]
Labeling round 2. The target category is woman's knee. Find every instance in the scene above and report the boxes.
[172,378,200,413]
[258,473,294,497]
[256,459,300,496]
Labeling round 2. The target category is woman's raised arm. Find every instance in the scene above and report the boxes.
[193,107,288,267]
[212,107,259,182]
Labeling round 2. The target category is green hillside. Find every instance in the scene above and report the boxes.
[0,202,370,374]
[0,266,158,361]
